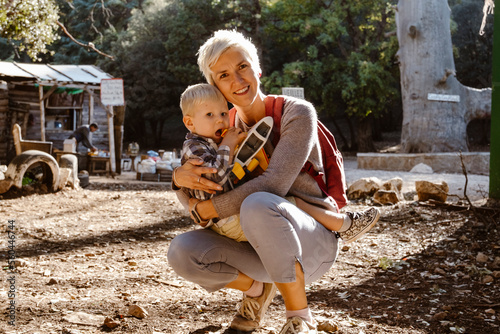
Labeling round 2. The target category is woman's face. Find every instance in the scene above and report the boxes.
[210,47,260,109]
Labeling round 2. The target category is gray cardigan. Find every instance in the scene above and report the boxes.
[176,96,338,219]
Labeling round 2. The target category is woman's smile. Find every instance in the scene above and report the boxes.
[234,86,249,95]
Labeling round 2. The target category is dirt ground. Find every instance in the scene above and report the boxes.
[0,173,499,333]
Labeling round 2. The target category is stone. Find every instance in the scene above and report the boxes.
[57,168,72,191]
[128,304,148,319]
[317,319,339,332]
[104,317,120,329]
[14,258,28,267]
[476,252,489,263]
[47,278,59,285]
[432,312,448,321]
[415,180,449,202]
[60,154,80,189]
[410,163,434,174]
[492,257,500,269]
[373,190,400,205]
[434,267,446,275]
[383,177,403,192]
[482,275,494,284]
[63,311,106,326]
[347,177,382,200]
[403,191,417,201]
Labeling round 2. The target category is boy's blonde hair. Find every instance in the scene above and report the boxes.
[180,83,227,117]
[197,29,261,86]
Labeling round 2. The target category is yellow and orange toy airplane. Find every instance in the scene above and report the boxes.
[221,116,274,189]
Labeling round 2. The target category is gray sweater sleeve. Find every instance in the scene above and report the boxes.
[211,97,332,219]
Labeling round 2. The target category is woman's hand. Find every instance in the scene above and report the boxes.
[174,158,223,194]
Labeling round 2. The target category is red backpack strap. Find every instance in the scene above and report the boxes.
[229,107,237,126]
[265,95,285,146]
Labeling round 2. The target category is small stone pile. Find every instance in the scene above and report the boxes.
[347,176,449,205]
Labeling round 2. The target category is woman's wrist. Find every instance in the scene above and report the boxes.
[172,167,181,189]
[197,199,218,221]
[191,200,211,227]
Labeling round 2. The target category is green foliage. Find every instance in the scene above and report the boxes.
[261,0,399,121]
[48,0,144,64]
[260,0,399,151]
[0,0,60,60]
[100,0,264,146]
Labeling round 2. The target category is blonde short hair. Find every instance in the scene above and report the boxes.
[180,83,227,117]
[197,30,261,85]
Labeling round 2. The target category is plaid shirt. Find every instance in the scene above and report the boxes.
[181,132,233,201]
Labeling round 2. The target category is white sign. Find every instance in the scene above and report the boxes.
[100,78,125,106]
[427,93,460,103]
[282,87,305,99]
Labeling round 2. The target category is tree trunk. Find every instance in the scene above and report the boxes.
[396,0,491,153]
[356,117,376,152]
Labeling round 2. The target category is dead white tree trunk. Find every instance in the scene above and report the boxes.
[396,0,491,153]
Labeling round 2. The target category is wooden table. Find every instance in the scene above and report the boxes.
[88,156,111,176]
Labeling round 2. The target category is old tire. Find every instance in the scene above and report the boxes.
[5,150,60,192]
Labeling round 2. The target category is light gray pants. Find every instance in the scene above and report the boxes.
[167,192,339,292]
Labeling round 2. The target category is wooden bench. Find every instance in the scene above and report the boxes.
[12,124,53,155]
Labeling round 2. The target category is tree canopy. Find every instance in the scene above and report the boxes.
[0,0,59,60]
[0,0,492,151]
[261,0,399,151]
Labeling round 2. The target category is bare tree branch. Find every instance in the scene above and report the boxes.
[56,21,115,60]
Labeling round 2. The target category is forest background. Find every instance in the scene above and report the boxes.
[0,0,493,153]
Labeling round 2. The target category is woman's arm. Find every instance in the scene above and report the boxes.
[210,98,318,219]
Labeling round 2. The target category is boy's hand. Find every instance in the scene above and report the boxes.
[221,127,246,151]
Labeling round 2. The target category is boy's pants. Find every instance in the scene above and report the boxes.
[167,192,339,292]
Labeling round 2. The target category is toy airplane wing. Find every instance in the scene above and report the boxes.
[229,116,273,188]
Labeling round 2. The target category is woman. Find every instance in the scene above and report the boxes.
[168,30,341,334]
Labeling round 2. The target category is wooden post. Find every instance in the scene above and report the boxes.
[490,0,500,199]
[89,92,94,124]
[113,105,126,175]
[107,106,116,173]
[38,84,46,141]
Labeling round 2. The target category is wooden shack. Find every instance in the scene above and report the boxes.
[0,62,121,172]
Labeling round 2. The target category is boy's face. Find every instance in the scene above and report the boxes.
[183,99,229,144]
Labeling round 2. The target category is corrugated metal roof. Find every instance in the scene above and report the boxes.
[0,61,113,85]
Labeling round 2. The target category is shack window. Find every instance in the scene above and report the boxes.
[44,87,84,131]
[45,109,80,131]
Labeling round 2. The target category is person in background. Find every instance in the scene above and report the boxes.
[69,123,98,152]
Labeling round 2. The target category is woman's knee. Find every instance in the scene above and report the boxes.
[240,192,285,236]
[241,192,277,220]
[167,232,192,272]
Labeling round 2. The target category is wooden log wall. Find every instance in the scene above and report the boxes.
[0,83,111,164]
[0,87,9,164]
[0,84,32,164]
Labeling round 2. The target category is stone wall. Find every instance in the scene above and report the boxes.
[357,152,490,175]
